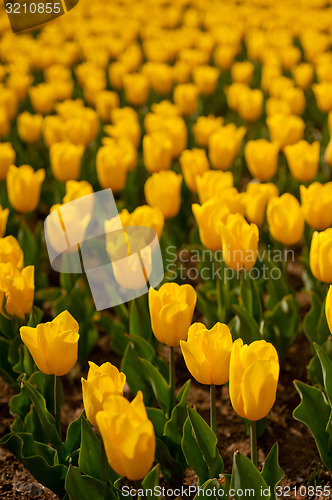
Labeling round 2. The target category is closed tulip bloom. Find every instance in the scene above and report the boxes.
[7,165,45,213]
[0,263,34,319]
[219,213,259,271]
[42,116,65,148]
[193,115,223,147]
[173,83,199,116]
[292,63,314,90]
[313,82,332,113]
[237,88,263,122]
[267,193,304,245]
[50,142,84,183]
[229,339,279,421]
[310,229,332,283]
[192,199,230,251]
[245,183,279,227]
[283,87,306,116]
[193,66,219,96]
[118,205,165,240]
[20,310,79,376]
[214,44,237,71]
[143,62,174,95]
[231,61,254,84]
[143,132,173,173]
[244,139,279,181]
[0,206,9,238]
[17,112,43,144]
[180,148,210,192]
[300,182,332,230]
[123,73,150,107]
[0,142,16,180]
[209,124,246,170]
[0,87,17,120]
[96,391,155,481]
[0,109,10,139]
[225,83,248,112]
[196,170,234,204]
[96,91,120,122]
[284,141,320,182]
[267,114,305,150]
[82,361,126,426]
[29,83,56,114]
[0,236,23,269]
[144,171,182,219]
[101,137,137,172]
[325,286,332,333]
[324,140,332,167]
[108,61,128,90]
[96,145,128,192]
[265,98,291,117]
[63,180,93,204]
[180,322,233,385]
[149,283,197,346]
[162,117,188,158]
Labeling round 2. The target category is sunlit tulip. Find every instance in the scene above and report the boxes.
[149,283,197,346]
[96,391,155,481]
[325,286,332,333]
[123,73,150,107]
[82,361,126,426]
[143,132,173,173]
[95,91,120,122]
[0,87,17,120]
[144,171,182,219]
[245,183,279,227]
[284,141,320,182]
[42,116,65,148]
[0,206,9,238]
[324,140,332,167]
[196,170,234,204]
[225,83,248,112]
[244,139,279,181]
[0,142,16,180]
[7,165,45,213]
[29,83,56,114]
[265,98,291,117]
[209,124,246,171]
[17,112,43,144]
[300,182,332,230]
[96,144,128,192]
[20,311,79,376]
[0,236,23,269]
[214,44,237,71]
[63,180,93,204]
[108,61,128,90]
[50,142,84,183]
[292,63,314,90]
[180,322,233,385]
[231,61,254,84]
[313,82,332,113]
[0,263,34,319]
[283,87,306,116]
[193,115,223,147]
[267,193,304,245]
[237,88,263,122]
[193,66,219,96]
[267,114,305,150]
[180,148,210,192]
[118,205,164,240]
[143,62,174,95]
[310,229,332,283]
[229,339,279,421]
[173,83,199,116]
[192,199,230,251]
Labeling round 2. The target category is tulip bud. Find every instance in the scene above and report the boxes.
[149,283,197,346]
[267,113,305,150]
[173,83,199,116]
[237,88,263,122]
[292,63,314,90]
[214,44,237,71]
[310,228,332,283]
[229,339,279,421]
[20,311,79,376]
[300,182,332,230]
[17,112,43,144]
[192,199,230,251]
[42,116,65,148]
[82,361,126,426]
[245,183,279,227]
[283,87,306,116]
[0,235,23,269]
[231,61,254,84]
[0,206,9,238]
[96,144,128,192]
[324,140,332,167]
[29,83,56,114]
[7,165,45,213]
[180,322,233,385]
[143,132,173,173]
[267,193,304,245]
[193,65,219,96]
[265,97,291,117]
[219,213,259,271]
[115,205,164,240]
[0,142,16,180]
[284,141,320,182]
[123,73,150,107]
[244,139,279,181]
[313,82,332,113]
[50,142,84,183]
[96,391,155,480]
[193,115,223,147]
[0,263,34,319]
[95,91,120,122]
[209,124,246,170]
[180,148,210,192]
[144,171,182,219]
[63,180,93,204]
[196,170,234,204]
[325,286,332,333]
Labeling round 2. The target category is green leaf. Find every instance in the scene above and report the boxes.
[231,452,270,500]
[261,443,284,500]
[140,464,161,500]
[65,466,116,500]
[121,341,154,406]
[17,223,37,266]
[181,417,209,485]
[0,432,67,498]
[79,416,102,480]
[304,292,330,345]
[64,412,82,461]
[146,408,167,439]
[0,337,18,386]
[155,437,185,483]
[126,334,155,361]
[140,359,170,416]
[293,380,332,470]
[313,343,332,405]
[230,304,261,344]
[163,382,191,445]
[240,275,262,324]
[194,477,231,500]
[176,379,191,404]
[129,296,152,342]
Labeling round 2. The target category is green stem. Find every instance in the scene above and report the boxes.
[100,437,108,484]
[250,420,258,467]
[210,384,217,434]
[215,254,225,322]
[169,346,175,414]
[54,375,61,437]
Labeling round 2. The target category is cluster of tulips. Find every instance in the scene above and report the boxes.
[0,0,332,497]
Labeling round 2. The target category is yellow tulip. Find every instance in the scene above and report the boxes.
[0,263,34,319]
[292,63,314,90]
[82,361,126,426]
[267,193,304,245]
[284,141,320,182]
[144,171,182,219]
[193,65,219,96]
[265,98,291,117]
[196,170,234,204]
[0,108,10,139]
[0,206,9,238]
[324,140,332,167]
[149,283,197,346]
[101,137,137,172]
[29,83,56,114]
[108,62,128,90]
[245,183,279,227]
[283,87,306,116]
[17,112,43,144]
[225,83,248,112]
[214,44,237,71]
[180,322,233,385]
[310,229,332,283]
[229,339,279,421]
[0,236,23,270]
[96,391,155,481]
[42,116,65,148]
[123,73,150,107]
[105,117,141,150]
[63,180,93,204]
[267,114,305,150]
[0,87,17,120]
[95,91,120,122]
[313,82,332,113]
[192,199,230,251]
[0,142,16,181]
[180,148,210,192]
[244,139,279,181]
[209,124,246,171]
[219,213,259,271]
[159,117,188,158]
[96,144,128,192]
[50,142,84,183]
[144,63,174,95]
[20,310,79,376]
[193,115,223,148]
[117,205,164,240]
[269,76,294,99]
[231,61,254,84]
[237,88,263,122]
[261,64,282,94]
[300,182,332,230]
[143,132,173,173]
[325,285,332,333]
[280,45,301,70]
[173,83,199,116]
[7,165,45,213]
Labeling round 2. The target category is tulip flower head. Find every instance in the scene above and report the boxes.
[310,228,332,283]
[0,263,34,319]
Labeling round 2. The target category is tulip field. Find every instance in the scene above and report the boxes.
[1,0,332,498]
